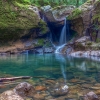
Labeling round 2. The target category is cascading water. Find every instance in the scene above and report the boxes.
[55,18,69,53]
[59,18,67,45]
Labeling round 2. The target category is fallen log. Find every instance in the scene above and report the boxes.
[0,76,32,83]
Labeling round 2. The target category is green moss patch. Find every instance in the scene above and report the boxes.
[0,0,39,29]
[68,8,82,20]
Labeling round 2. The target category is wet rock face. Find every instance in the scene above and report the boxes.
[14,82,36,97]
[49,83,69,97]
[75,36,90,43]
[41,5,75,27]
[68,0,99,38]
[84,91,99,100]
[71,17,84,36]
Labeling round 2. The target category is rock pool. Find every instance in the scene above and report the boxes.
[0,54,100,100]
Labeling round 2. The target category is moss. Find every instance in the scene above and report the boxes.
[68,8,82,20]
[52,5,66,10]
[38,20,48,34]
[74,43,85,51]
[96,38,100,43]
[94,0,100,7]
[0,0,39,29]
[14,1,30,8]
[0,29,23,44]
[86,41,92,46]
[31,0,50,7]
[85,42,100,50]
[0,0,49,44]
[34,39,44,47]
[92,32,97,37]
[92,14,100,22]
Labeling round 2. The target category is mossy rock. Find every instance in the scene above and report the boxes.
[68,0,96,20]
[0,0,39,29]
[74,43,86,51]
[0,0,48,44]
[68,8,82,20]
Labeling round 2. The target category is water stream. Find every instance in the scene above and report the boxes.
[59,18,67,45]
[55,18,70,53]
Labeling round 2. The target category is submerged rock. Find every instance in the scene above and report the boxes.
[33,93,45,100]
[0,90,24,100]
[83,91,99,100]
[49,83,69,97]
[35,86,47,91]
[14,82,36,97]
[0,82,36,100]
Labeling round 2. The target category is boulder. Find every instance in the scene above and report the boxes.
[49,83,69,97]
[0,90,24,100]
[83,91,99,100]
[29,5,40,19]
[0,0,40,29]
[44,47,54,53]
[14,82,36,97]
[41,5,51,12]
[68,0,99,37]
[70,50,99,57]
[0,0,48,51]
[0,82,36,100]
[75,36,90,43]
[41,5,75,27]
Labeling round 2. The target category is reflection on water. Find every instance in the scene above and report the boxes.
[1,54,100,99]
[0,53,100,81]
[55,54,67,82]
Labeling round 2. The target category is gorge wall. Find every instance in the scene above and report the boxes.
[68,0,100,42]
[0,0,49,53]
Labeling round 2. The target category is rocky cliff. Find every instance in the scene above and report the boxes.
[0,0,49,53]
[68,0,100,42]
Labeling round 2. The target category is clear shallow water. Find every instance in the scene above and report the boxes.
[1,54,100,99]
[0,53,100,81]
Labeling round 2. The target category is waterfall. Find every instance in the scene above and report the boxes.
[55,18,69,53]
[55,44,66,53]
[59,18,67,45]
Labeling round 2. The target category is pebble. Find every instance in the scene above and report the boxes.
[35,86,47,91]
[33,93,45,100]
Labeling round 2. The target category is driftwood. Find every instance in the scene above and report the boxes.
[0,76,32,83]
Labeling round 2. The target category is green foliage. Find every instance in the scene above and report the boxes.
[30,0,87,7]
[17,0,31,4]
[34,39,44,46]
[68,8,82,19]
[86,41,92,46]
[96,38,100,43]
[92,14,100,23]
[38,20,48,34]
[31,0,50,6]
[0,29,22,43]
[92,32,96,37]
[0,0,39,29]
